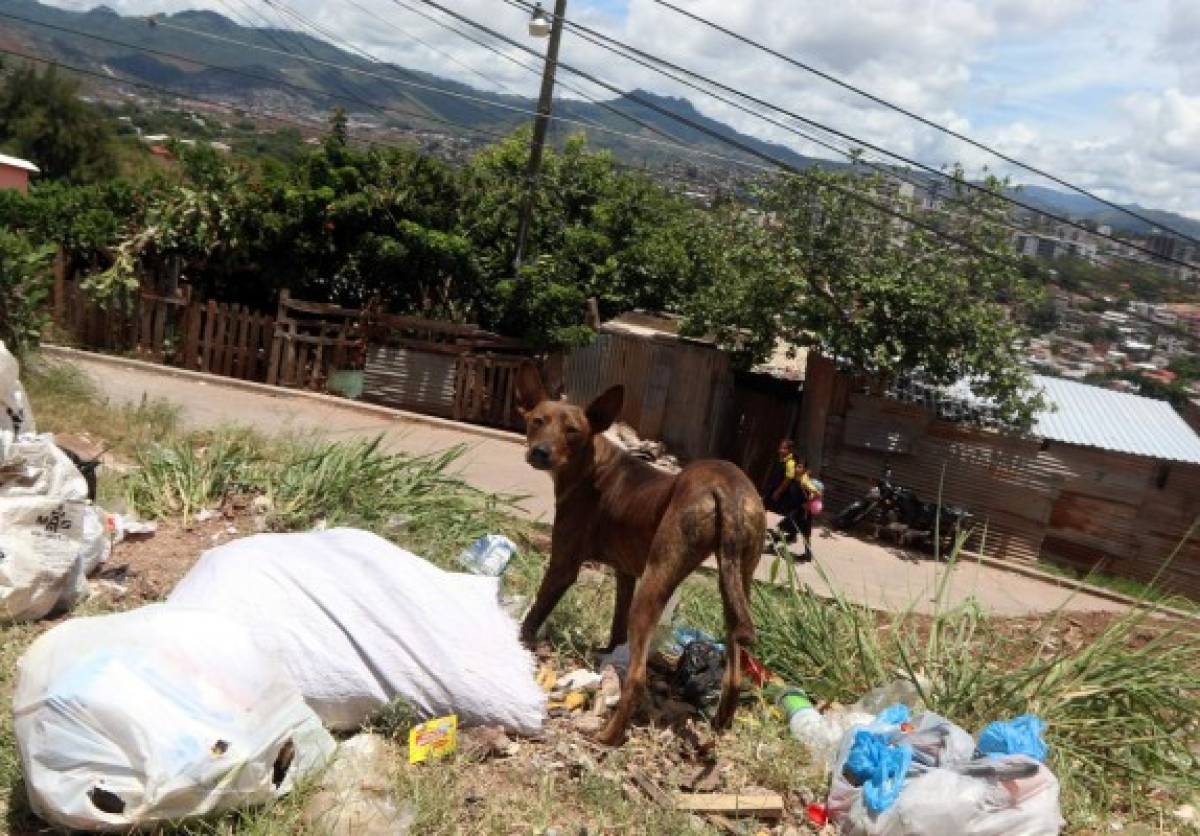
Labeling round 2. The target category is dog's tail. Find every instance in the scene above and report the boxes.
[715,488,758,646]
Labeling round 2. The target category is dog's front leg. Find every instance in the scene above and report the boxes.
[604,572,636,652]
[519,548,581,648]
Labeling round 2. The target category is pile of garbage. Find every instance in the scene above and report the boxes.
[780,681,1065,835]
[604,421,681,472]
[12,527,546,831]
[1,342,111,624]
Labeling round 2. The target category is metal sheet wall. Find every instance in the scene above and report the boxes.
[818,387,1200,597]
[564,332,732,460]
[362,346,457,417]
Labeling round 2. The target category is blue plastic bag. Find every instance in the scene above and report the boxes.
[877,703,911,726]
[844,730,913,815]
[978,714,1049,762]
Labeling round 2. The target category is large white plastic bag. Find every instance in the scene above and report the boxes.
[0,435,89,499]
[168,528,547,734]
[0,340,36,436]
[0,498,109,623]
[13,605,336,832]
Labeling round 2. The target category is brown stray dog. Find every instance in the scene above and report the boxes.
[515,363,766,746]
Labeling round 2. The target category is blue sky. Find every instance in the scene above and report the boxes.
[40,0,1200,218]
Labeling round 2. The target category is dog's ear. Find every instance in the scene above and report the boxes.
[515,361,548,415]
[586,385,624,434]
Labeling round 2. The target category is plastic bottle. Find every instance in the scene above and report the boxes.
[457,534,517,576]
[780,689,876,770]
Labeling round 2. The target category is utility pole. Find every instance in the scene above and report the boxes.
[512,0,567,272]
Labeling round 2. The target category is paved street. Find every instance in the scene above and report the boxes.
[49,348,1126,616]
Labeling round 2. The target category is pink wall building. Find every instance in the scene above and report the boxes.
[0,153,39,194]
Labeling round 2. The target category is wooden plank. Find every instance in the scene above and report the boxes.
[221,305,237,377]
[234,308,251,379]
[282,336,298,388]
[216,303,232,375]
[152,299,167,360]
[184,301,202,371]
[267,323,284,386]
[139,295,154,355]
[201,300,218,373]
[673,793,784,819]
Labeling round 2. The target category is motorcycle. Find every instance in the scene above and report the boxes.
[833,467,973,555]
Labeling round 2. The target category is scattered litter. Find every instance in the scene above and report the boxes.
[673,640,726,708]
[194,509,222,523]
[1174,804,1197,823]
[408,715,458,764]
[13,604,334,830]
[167,528,546,733]
[302,734,413,836]
[500,593,529,619]
[557,669,603,692]
[977,714,1048,762]
[458,533,517,576]
[844,730,913,814]
[595,665,621,713]
[460,725,519,760]
[806,802,829,827]
[852,679,925,715]
[87,578,129,603]
[780,689,875,771]
[105,513,157,543]
[600,643,631,676]
[662,625,724,657]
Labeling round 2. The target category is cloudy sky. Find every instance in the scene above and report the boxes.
[39,0,1200,219]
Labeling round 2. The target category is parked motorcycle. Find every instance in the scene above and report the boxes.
[833,467,973,555]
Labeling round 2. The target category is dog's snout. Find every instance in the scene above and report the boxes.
[528,445,552,469]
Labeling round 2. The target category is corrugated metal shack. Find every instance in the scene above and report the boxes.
[804,355,1200,598]
[564,313,734,461]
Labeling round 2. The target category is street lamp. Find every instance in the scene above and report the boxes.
[512,0,567,272]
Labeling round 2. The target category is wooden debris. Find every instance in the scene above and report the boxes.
[674,792,785,819]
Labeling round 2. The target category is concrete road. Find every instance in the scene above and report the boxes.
[48,348,1126,617]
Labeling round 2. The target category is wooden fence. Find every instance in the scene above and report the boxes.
[53,281,536,432]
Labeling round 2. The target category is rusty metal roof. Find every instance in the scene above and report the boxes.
[1032,374,1200,464]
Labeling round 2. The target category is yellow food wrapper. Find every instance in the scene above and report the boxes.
[409,715,458,764]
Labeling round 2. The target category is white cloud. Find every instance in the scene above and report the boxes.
[27,0,1200,218]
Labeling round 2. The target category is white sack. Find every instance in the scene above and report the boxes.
[13,605,336,832]
[0,498,109,623]
[168,528,547,734]
[0,340,35,436]
[0,434,89,499]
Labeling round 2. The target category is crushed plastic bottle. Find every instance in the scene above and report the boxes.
[457,534,517,576]
[851,679,924,716]
[779,689,875,771]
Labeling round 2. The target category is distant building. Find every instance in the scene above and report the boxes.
[1014,232,1098,261]
[0,153,39,194]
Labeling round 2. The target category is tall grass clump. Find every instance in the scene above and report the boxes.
[741,529,1200,825]
[125,433,530,566]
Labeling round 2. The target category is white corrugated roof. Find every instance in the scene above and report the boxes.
[0,153,38,173]
[1031,375,1200,464]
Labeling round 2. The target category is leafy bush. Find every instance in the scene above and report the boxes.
[0,229,52,355]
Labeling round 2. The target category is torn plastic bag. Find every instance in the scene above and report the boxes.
[0,498,110,623]
[0,435,89,499]
[13,604,336,832]
[168,528,547,734]
[831,754,1064,835]
[0,340,35,437]
[898,711,977,769]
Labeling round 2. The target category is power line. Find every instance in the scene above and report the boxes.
[502,0,1200,273]
[382,0,685,144]
[646,0,1200,249]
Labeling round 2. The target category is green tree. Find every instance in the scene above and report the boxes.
[683,168,1044,425]
[0,230,53,356]
[0,62,118,184]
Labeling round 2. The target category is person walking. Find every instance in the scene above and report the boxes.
[761,440,820,561]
